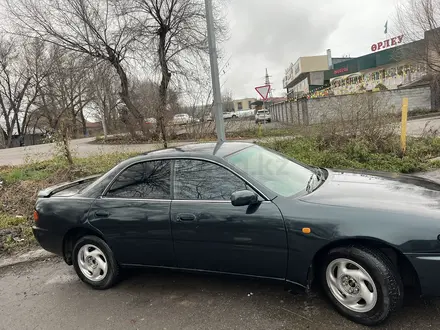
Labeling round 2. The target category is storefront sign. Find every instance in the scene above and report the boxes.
[371,35,404,52]
[334,67,349,75]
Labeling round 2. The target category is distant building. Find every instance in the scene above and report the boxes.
[232,98,257,112]
[283,50,351,99]
[328,39,426,96]
[283,29,440,100]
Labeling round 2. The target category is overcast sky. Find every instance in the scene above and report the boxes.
[223,0,400,99]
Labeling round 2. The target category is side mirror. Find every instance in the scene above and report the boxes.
[231,190,259,207]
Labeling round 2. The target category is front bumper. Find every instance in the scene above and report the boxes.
[406,253,440,297]
[32,226,64,257]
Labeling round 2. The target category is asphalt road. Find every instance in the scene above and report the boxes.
[1,258,440,330]
[0,119,284,166]
[404,115,440,136]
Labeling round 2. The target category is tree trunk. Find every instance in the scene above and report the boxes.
[106,47,147,139]
[0,127,6,149]
[102,99,108,139]
[157,29,171,148]
[6,114,18,148]
[61,124,74,166]
[79,108,87,137]
[71,108,78,138]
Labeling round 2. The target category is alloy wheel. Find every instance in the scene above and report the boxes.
[326,258,378,313]
[77,244,108,282]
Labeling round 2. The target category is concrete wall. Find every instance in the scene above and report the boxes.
[270,86,432,126]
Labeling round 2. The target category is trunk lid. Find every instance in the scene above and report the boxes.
[37,174,101,198]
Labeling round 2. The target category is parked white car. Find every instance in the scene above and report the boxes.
[255,109,271,123]
[236,109,255,119]
[223,111,237,120]
[173,113,190,125]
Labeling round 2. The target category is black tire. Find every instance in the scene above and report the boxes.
[72,235,120,290]
[320,246,403,326]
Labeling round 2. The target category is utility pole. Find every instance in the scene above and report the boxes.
[264,68,273,128]
[265,68,273,98]
[204,0,226,142]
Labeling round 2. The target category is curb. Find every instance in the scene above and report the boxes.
[408,113,440,121]
[0,249,56,269]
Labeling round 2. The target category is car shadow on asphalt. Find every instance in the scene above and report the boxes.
[112,267,440,329]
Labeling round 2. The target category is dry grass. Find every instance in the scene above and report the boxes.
[0,151,141,255]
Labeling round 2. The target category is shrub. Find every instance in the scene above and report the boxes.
[260,135,440,174]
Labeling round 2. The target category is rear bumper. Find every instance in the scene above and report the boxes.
[32,226,64,257]
[406,253,440,297]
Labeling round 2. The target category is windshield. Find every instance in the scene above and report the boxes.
[257,110,269,114]
[226,145,315,197]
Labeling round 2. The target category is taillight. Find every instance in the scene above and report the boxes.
[33,210,39,222]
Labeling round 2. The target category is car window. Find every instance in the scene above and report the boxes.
[226,145,313,197]
[174,159,247,200]
[106,160,171,199]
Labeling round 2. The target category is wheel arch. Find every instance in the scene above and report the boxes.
[307,237,421,295]
[62,226,106,265]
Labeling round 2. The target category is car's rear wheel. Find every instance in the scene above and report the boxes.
[72,235,120,290]
[320,246,403,326]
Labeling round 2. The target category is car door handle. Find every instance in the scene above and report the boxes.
[176,213,196,222]
[95,210,110,217]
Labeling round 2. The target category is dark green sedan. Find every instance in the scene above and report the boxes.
[32,142,440,326]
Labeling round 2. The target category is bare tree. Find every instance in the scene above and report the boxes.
[30,47,94,138]
[132,0,228,147]
[396,0,440,72]
[89,62,123,135]
[5,0,148,138]
[0,37,44,147]
[396,0,440,108]
[222,89,234,112]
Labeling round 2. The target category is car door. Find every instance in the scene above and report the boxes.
[88,160,174,267]
[170,159,288,279]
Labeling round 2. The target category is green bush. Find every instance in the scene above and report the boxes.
[261,136,440,174]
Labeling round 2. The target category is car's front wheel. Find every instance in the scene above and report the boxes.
[320,246,403,326]
[72,235,120,290]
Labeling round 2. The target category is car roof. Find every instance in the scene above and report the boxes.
[143,141,254,159]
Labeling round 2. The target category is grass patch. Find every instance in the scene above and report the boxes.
[0,151,141,256]
[0,152,141,186]
[0,213,27,229]
[262,135,440,173]
[91,124,300,145]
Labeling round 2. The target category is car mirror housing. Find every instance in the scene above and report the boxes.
[231,190,259,207]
